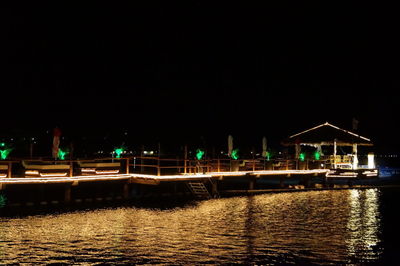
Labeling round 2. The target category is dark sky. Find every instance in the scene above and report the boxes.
[1,2,399,153]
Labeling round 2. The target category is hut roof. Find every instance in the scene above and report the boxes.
[282,122,373,146]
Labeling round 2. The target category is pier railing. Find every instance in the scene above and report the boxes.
[126,156,329,175]
[0,156,330,178]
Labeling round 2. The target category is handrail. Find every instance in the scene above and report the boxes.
[0,156,332,178]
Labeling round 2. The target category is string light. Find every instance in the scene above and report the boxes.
[1,168,377,185]
[95,170,120,174]
[40,173,68,177]
[81,168,96,173]
[289,122,371,142]
[81,168,120,175]
[25,170,40,175]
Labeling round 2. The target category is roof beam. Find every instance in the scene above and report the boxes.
[289,122,371,142]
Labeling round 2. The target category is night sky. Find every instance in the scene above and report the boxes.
[1,2,399,155]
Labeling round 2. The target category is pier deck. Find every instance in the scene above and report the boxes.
[0,169,329,186]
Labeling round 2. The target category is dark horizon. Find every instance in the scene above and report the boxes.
[1,2,399,154]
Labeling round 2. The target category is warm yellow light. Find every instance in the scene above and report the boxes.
[25,170,39,175]
[327,170,358,178]
[368,153,375,169]
[39,173,68,177]
[1,168,370,186]
[352,156,358,170]
[95,170,120,175]
[363,170,378,177]
[0,174,132,184]
[81,168,96,173]
[81,168,119,175]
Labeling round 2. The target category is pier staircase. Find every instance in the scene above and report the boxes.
[186,181,211,199]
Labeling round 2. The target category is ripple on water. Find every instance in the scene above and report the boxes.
[0,189,386,264]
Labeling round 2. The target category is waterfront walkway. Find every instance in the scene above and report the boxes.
[0,169,329,186]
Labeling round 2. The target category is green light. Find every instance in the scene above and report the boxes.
[0,149,12,160]
[266,151,271,161]
[114,148,124,158]
[314,151,321,160]
[58,149,67,160]
[299,153,306,162]
[231,149,239,160]
[0,142,5,147]
[196,149,205,160]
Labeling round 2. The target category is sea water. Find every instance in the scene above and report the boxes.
[1,188,399,265]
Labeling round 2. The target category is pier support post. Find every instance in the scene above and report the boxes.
[126,158,130,174]
[8,162,12,178]
[279,176,285,188]
[249,178,255,190]
[69,162,73,177]
[352,144,358,170]
[184,145,188,174]
[123,183,130,200]
[211,180,218,197]
[157,157,161,176]
[64,185,72,204]
[333,139,337,169]
[302,177,311,188]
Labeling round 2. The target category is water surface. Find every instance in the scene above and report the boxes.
[1,188,397,264]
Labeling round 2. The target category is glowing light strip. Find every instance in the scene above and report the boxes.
[0,174,7,178]
[341,171,359,176]
[207,172,248,176]
[81,168,96,172]
[205,170,330,178]
[0,169,369,185]
[327,123,371,141]
[0,174,132,184]
[25,170,39,175]
[40,173,68,177]
[289,123,327,138]
[131,173,212,180]
[363,170,379,177]
[327,173,358,177]
[81,168,120,175]
[95,170,120,174]
[326,175,358,178]
[289,122,371,142]
[363,170,378,174]
[248,169,330,176]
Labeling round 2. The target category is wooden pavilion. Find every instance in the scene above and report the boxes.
[282,122,374,170]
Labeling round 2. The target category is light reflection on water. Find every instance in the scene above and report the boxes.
[0,189,382,264]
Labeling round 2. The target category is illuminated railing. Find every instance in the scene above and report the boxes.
[0,155,375,179]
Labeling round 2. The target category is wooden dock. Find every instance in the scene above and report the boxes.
[0,156,381,209]
[0,169,331,206]
[0,169,329,186]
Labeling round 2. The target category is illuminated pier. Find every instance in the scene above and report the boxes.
[0,122,380,208]
[0,166,377,208]
[0,169,329,185]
